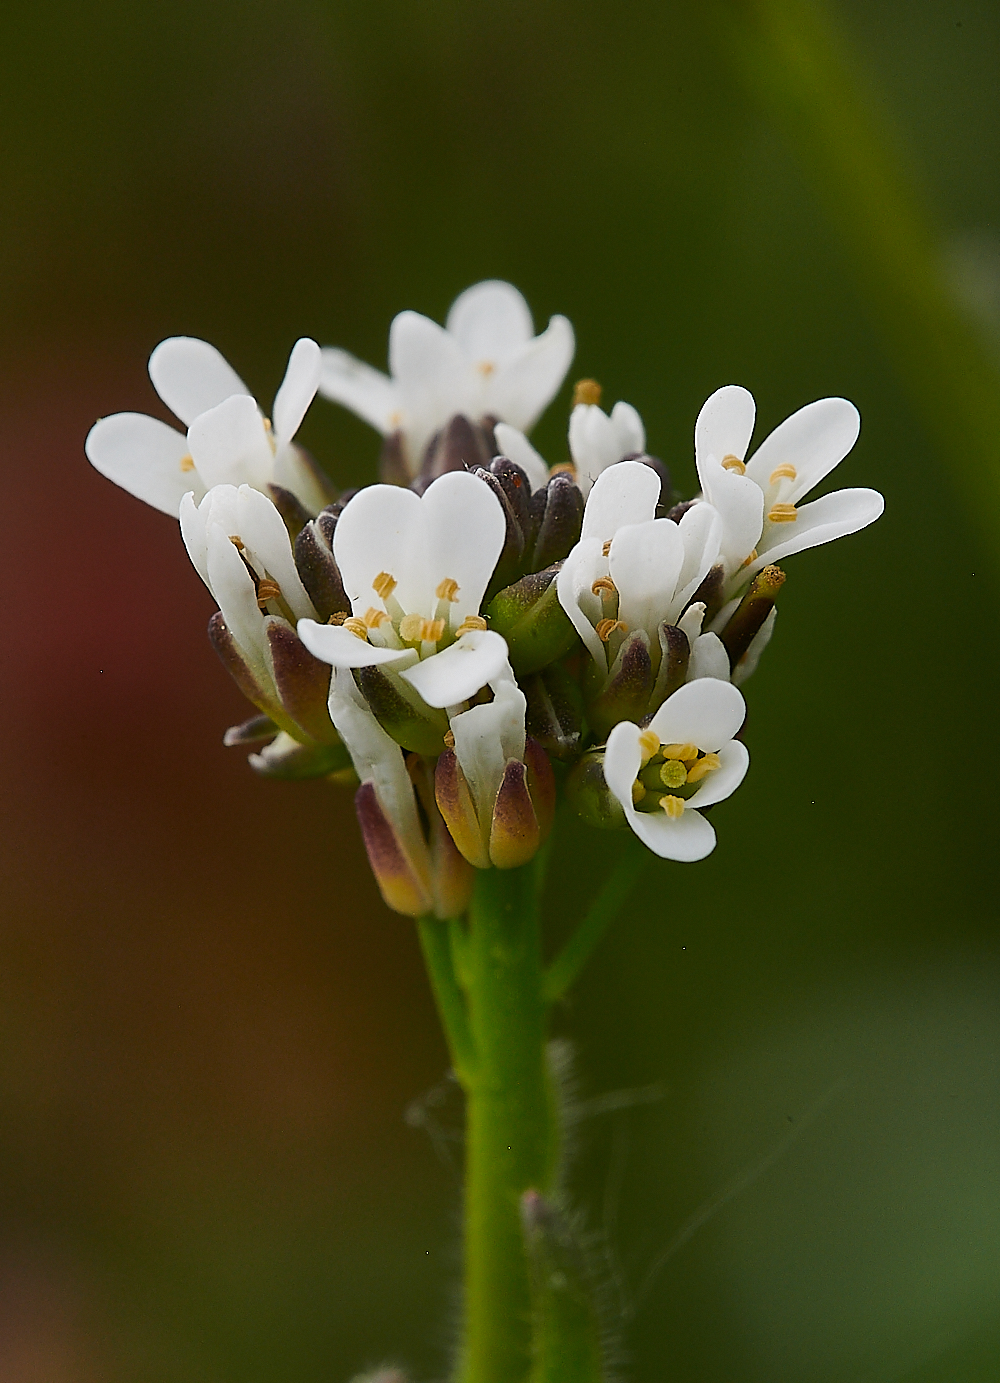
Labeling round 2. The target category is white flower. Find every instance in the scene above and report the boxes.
[297,470,509,709]
[694,385,885,594]
[492,397,646,496]
[86,337,328,518]
[604,678,749,861]
[448,670,527,841]
[318,280,575,477]
[180,483,317,708]
[557,461,730,689]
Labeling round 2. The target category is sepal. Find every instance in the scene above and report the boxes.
[417,413,493,490]
[486,565,579,677]
[435,749,491,869]
[355,665,450,756]
[265,618,337,743]
[248,731,353,780]
[354,780,435,917]
[523,664,584,761]
[223,713,278,747]
[565,750,628,831]
[293,513,350,621]
[586,630,654,740]
[489,759,541,869]
[266,483,313,540]
[528,471,584,570]
[207,611,282,721]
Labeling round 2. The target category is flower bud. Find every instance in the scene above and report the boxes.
[266,619,337,744]
[486,565,579,677]
[586,630,654,740]
[649,621,690,712]
[379,430,410,486]
[293,516,350,622]
[475,464,528,596]
[523,664,584,761]
[435,737,555,871]
[719,564,786,669]
[354,665,450,756]
[565,750,628,832]
[686,561,726,624]
[417,413,493,490]
[266,483,313,540]
[528,471,584,570]
[248,730,353,780]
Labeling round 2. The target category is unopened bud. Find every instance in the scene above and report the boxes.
[266,483,313,540]
[587,630,654,740]
[418,413,493,488]
[486,565,579,677]
[379,430,410,486]
[265,619,337,744]
[565,751,628,832]
[475,466,527,597]
[355,665,450,756]
[528,471,585,570]
[686,561,726,623]
[719,564,786,669]
[649,621,690,711]
[294,518,350,622]
[523,664,584,761]
[487,454,533,534]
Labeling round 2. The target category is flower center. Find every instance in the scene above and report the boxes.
[355,569,469,656]
[632,733,721,814]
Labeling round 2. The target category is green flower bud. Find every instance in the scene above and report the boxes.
[486,565,579,677]
[565,750,628,832]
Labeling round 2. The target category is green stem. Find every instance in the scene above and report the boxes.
[543,840,646,1004]
[417,915,477,1086]
[458,865,559,1383]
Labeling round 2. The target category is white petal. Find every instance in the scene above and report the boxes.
[85,412,200,517]
[649,677,746,750]
[694,385,756,474]
[747,487,885,577]
[148,337,249,426]
[687,632,731,682]
[390,309,474,458]
[297,619,416,670]
[234,486,315,620]
[685,739,749,809]
[556,539,608,666]
[450,677,527,824]
[205,524,271,679]
[603,719,645,809]
[486,315,576,432]
[318,348,398,434]
[624,805,717,862]
[609,401,645,456]
[674,502,723,609]
[400,630,509,708]
[493,422,550,492]
[609,519,685,637]
[419,470,507,622]
[187,394,274,491]
[272,338,321,449]
[179,489,211,587]
[732,607,776,686]
[696,455,763,571]
[569,404,619,489]
[445,280,533,366]
[745,397,860,501]
[580,459,661,542]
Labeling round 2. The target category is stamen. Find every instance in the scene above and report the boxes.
[363,607,391,629]
[660,795,685,819]
[769,463,797,483]
[263,417,273,433]
[659,759,688,789]
[637,730,660,762]
[436,577,460,602]
[327,611,349,624]
[722,454,746,474]
[343,617,369,641]
[602,540,613,557]
[686,751,721,783]
[179,454,195,473]
[572,378,603,407]
[740,548,759,568]
[456,615,488,635]
[591,577,617,596]
[632,781,647,804]
[229,535,245,550]
[768,502,798,523]
[443,730,456,748]
[399,613,445,643]
[373,571,397,599]
[256,579,281,608]
[661,742,698,762]
[596,618,628,642]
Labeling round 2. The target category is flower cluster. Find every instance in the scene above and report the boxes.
[86,281,883,915]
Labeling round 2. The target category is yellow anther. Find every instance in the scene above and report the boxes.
[602,540,613,557]
[362,607,391,629]
[722,454,746,474]
[343,617,369,641]
[550,461,577,478]
[660,795,685,819]
[476,360,496,377]
[400,613,445,643]
[637,730,660,762]
[456,615,488,635]
[740,548,759,568]
[686,751,721,783]
[327,611,349,624]
[263,417,273,432]
[591,577,617,596]
[572,378,603,407]
[436,577,460,602]
[179,454,196,473]
[768,502,798,523]
[229,535,245,550]
[661,742,698,762]
[769,463,797,483]
[596,618,628,642]
[256,579,281,608]
[373,571,397,599]
[632,780,647,804]
[443,730,456,748]
[659,759,688,789]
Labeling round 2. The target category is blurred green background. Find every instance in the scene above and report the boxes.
[2,1,999,1379]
